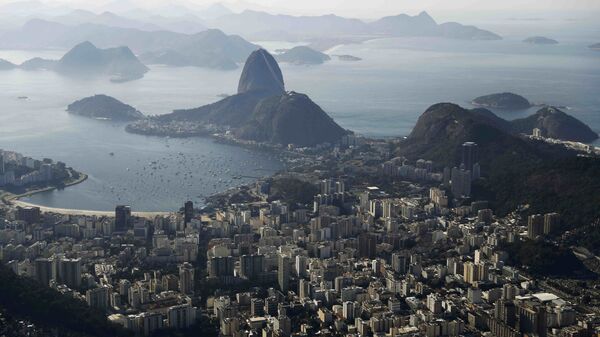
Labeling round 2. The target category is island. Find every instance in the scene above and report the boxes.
[67,95,145,121]
[523,36,559,45]
[472,92,532,110]
[333,54,362,62]
[127,49,348,147]
[274,46,331,65]
[0,58,17,70]
[19,41,149,82]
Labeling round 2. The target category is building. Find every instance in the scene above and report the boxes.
[58,258,82,289]
[528,214,545,239]
[34,258,54,286]
[278,254,291,292]
[86,286,110,310]
[115,205,132,231]
[462,142,478,172]
[167,303,196,329]
[179,262,195,295]
[184,201,194,224]
[240,254,264,281]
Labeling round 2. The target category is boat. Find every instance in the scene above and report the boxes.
[109,152,115,156]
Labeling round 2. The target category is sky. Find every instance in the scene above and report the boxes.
[1,0,599,19]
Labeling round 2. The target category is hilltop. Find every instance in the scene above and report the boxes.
[472,92,532,110]
[67,95,145,121]
[128,49,347,147]
[275,46,331,65]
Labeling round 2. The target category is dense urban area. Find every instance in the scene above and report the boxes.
[2,129,600,337]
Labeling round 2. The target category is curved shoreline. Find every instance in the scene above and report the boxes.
[9,199,171,218]
[1,171,172,218]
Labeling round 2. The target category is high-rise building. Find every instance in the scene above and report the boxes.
[391,253,408,274]
[462,142,478,172]
[34,258,54,286]
[115,205,132,231]
[58,258,82,289]
[208,256,233,280]
[167,303,196,329]
[0,153,4,174]
[179,262,195,295]
[278,254,291,293]
[184,201,194,224]
[527,214,544,239]
[544,213,560,235]
[358,233,377,258]
[86,286,110,310]
[343,301,355,321]
[240,254,264,281]
[295,255,307,277]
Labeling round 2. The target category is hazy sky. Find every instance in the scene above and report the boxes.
[2,0,600,19]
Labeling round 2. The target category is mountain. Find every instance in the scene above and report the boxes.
[238,49,285,96]
[237,92,347,147]
[523,36,559,45]
[67,94,144,121]
[19,57,58,70]
[275,46,331,65]
[129,49,346,146]
[369,11,439,36]
[209,10,501,42]
[139,29,258,69]
[0,58,17,70]
[53,10,163,31]
[197,3,233,20]
[472,92,532,110]
[370,12,501,40]
[511,106,598,142]
[210,10,368,40]
[54,41,148,81]
[0,20,256,70]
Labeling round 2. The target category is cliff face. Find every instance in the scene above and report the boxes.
[511,107,599,142]
[237,92,347,147]
[237,49,285,96]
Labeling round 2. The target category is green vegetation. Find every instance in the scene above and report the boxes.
[267,177,318,205]
[502,240,594,278]
[0,265,132,337]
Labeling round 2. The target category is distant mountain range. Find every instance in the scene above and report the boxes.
[0,9,501,63]
[128,49,347,147]
[0,19,258,70]
[0,41,149,82]
[208,10,501,43]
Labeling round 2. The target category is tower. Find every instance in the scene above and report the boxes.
[115,205,132,231]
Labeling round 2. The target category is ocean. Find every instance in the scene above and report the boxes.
[0,19,598,211]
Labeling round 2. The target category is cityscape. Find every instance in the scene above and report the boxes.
[1,0,600,337]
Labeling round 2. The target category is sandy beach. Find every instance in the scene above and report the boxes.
[9,199,172,219]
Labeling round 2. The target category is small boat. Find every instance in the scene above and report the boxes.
[109,152,115,156]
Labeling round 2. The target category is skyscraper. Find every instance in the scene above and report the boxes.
[179,262,195,295]
[115,205,132,231]
[58,258,82,289]
[278,254,291,293]
[462,142,478,171]
[184,201,194,224]
[240,254,264,281]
